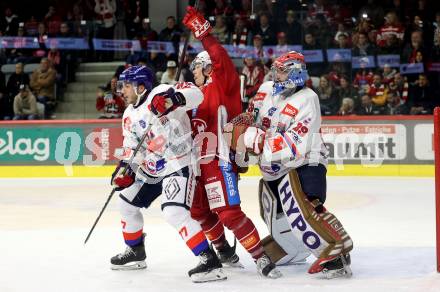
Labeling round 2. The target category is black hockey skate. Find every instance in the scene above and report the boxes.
[216,239,244,268]
[256,254,282,279]
[110,234,147,270]
[188,248,226,283]
[321,254,352,279]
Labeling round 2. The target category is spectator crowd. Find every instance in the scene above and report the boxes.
[1,0,440,119]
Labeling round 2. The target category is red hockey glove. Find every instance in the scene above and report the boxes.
[151,88,185,116]
[111,161,135,191]
[182,6,211,40]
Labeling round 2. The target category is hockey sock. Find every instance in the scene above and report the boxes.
[233,217,264,260]
[199,213,227,250]
[161,204,210,256]
[185,230,210,256]
[122,226,144,247]
[119,200,144,247]
[218,208,264,259]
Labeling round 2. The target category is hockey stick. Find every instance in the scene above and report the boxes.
[176,0,200,81]
[84,123,152,244]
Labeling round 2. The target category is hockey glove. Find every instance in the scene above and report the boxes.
[111,161,135,191]
[151,87,186,116]
[243,126,265,155]
[182,6,212,40]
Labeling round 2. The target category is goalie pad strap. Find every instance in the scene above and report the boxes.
[261,235,289,264]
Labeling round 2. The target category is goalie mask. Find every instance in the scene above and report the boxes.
[271,51,309,96]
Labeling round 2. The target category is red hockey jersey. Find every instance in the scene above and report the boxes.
[191,34,242,160]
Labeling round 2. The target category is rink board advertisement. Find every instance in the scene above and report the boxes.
[0,116,434,177]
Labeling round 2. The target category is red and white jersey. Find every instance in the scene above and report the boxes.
[121,82,203,177]
[248,81,328,181]
[191,35,242,161]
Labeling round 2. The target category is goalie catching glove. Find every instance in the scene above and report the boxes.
[111,161,136,191]
[223,112,263,154]
[150,87,186,116]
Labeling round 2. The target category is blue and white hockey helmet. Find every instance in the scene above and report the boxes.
[118,65,154,93]
[271,51,309,96]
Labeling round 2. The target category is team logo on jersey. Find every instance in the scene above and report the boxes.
[156,158,166,172]
[281,104,299,118]
[146,159,157,174]
[139,120,146,128]
[192,118,207,133]
[205,181,226,209]
[268,107,277,116]
[268,135,287,153]
[254,92,267,101]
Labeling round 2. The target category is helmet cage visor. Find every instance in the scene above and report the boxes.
[190,59,205,71]
[271,60,307,95]
[116,80,143,94]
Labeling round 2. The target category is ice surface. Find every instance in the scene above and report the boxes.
[0,176,439,292]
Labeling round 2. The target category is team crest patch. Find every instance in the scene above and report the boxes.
[268,135,287,153]
[205,181,226,209]
[139,120,146,128]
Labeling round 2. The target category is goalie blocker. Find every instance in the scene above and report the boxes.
[258,167,353,277]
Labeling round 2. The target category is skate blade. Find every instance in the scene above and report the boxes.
[264,268,283,279]
[190,268,227,283]
[322,266,353,279]
[282,258,308,266]
[223,261,244,269]
[111,261,147,271]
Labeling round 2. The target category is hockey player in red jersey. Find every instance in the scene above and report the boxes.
[182,6,281,279]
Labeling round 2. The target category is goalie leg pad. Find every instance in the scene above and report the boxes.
[259,179,311,265]
[277,169,353,271]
